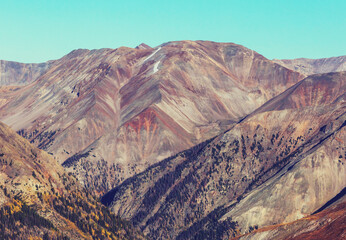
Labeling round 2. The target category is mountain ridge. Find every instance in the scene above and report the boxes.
[273,55,346,75]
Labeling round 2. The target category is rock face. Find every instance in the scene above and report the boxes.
[0,121,144,239]
[0,41,304,194]
[101,72,346,239]
[273,56,346,75]
[0,60,50,85]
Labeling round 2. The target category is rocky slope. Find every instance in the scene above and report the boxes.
[0,121,144,239]
[273,55,346,75]
[0,41,304,194]
[234,190,346,240]
[101,71,346,239]
[0,60,50,86]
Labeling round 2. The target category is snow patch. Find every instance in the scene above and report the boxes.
[143,47,161,62]
[153,61,160,73]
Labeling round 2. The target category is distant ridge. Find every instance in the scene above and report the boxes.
[273,55,346,75]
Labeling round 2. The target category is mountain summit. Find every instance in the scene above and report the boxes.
[135,43,152,49]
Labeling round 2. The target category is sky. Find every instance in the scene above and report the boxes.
[0,0,345,63]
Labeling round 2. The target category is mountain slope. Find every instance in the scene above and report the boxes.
[101,71,346,239]
[234,191,346,240]
[0,121,144,239]
[273,56,346,75]
[0,41,304,194]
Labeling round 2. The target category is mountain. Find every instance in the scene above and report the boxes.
[273,56,346,75]
[0,41,304,194]
[0,60,51,86]
[0,121,144,239]
[101,71,346,239]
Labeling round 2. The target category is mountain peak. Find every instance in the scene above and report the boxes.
[135,43,152,49]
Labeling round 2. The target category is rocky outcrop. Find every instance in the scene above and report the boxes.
[0,41,305,194]
[273,56,346,75]
[101,72,346,239]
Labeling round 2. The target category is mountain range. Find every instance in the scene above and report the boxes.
[0,41,305,194]
[0,40,345,239]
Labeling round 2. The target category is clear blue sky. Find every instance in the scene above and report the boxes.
[0,0,345,63]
